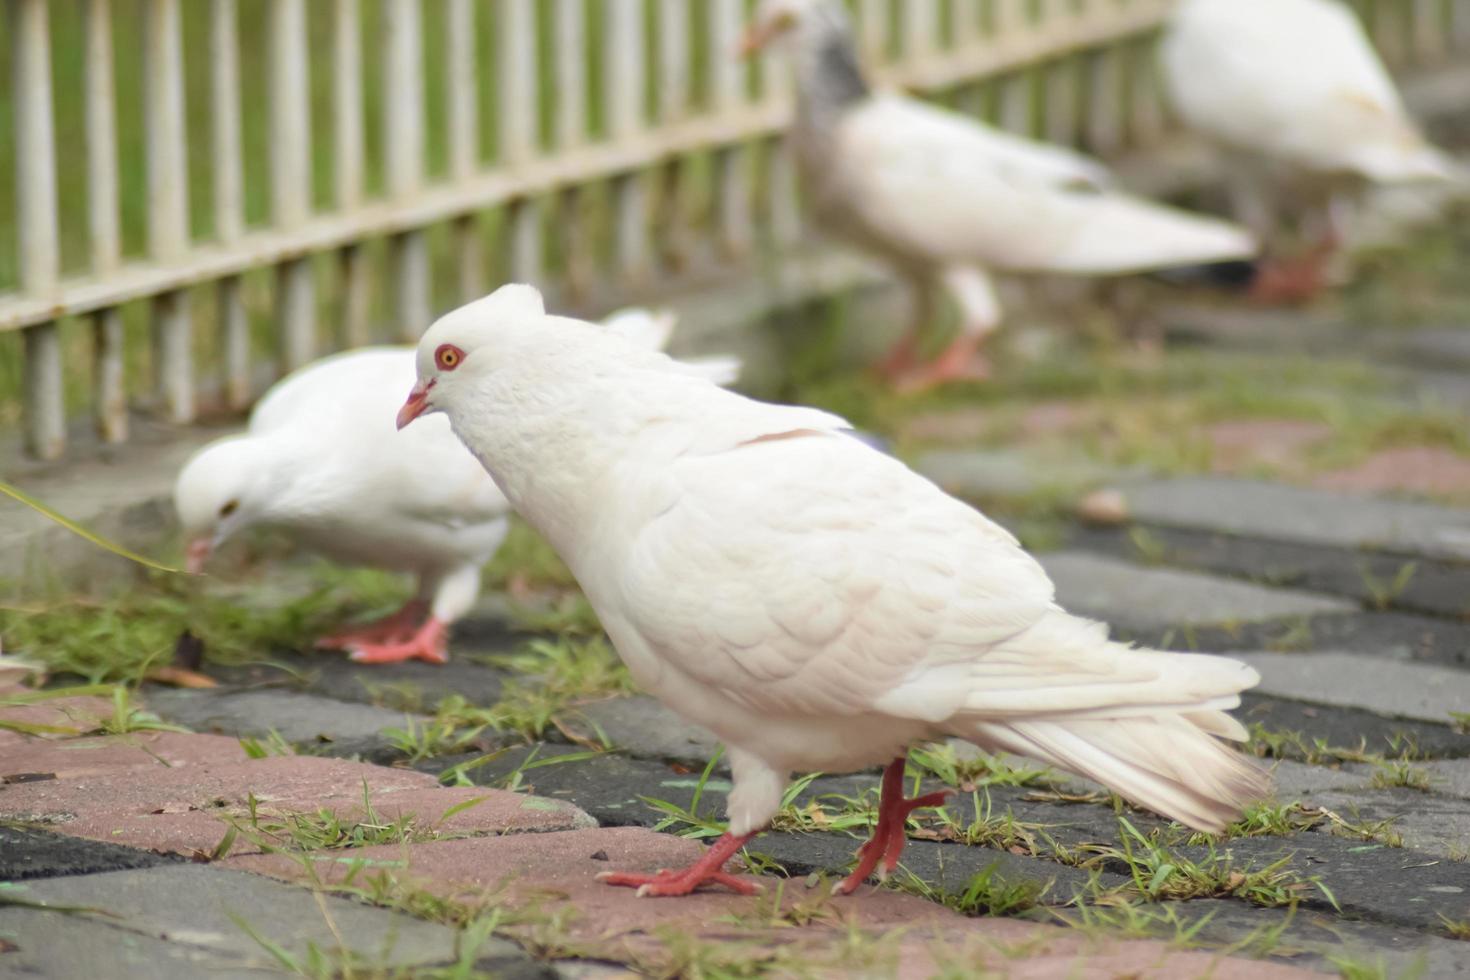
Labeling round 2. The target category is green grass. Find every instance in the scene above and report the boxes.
[0,561,408,685]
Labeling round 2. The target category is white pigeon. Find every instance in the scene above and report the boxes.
[398,284,1270,896]
[174,307,740,666]
[1161,0,1457,298]
[742,0,1257,389]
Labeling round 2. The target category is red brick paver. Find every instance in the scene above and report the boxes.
[1314,445,1470,499]
[227,828,1319,979]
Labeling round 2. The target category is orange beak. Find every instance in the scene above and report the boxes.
[738,20,781,59]
[397,380,434,430]
[185,537,212,575]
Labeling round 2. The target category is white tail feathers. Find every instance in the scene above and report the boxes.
[1046,196,1259,275]
[676,356,744,387]
[949,611,1269,832]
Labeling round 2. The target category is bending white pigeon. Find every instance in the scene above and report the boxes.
[399,284,1270,897]
[1161,0,1457,298]
[743,0,1257,389]
[175,307,740,666]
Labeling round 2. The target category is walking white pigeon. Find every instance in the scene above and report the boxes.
[1160,0,1458,300]
[174,307,739,666]
[742,0,1257,389]
[397,284,1270,896]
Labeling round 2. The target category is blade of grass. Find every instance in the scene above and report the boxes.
[0,482,180,573]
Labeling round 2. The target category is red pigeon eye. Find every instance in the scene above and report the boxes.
[435,344,465,371]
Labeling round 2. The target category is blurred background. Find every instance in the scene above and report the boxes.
[2,0,1469,517]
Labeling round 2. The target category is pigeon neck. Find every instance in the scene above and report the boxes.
[794,21,870,131]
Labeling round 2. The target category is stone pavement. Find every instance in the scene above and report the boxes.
[7,314,1470,977]
[6,455,1470,978]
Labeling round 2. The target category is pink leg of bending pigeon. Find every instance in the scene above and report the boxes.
[347,616,449,665]
[315,599,429,650]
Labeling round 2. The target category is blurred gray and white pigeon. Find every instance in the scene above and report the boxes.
[743,0,1257,388]
[399,284,1269,896]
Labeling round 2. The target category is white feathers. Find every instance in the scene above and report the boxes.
[414,285,1270,835]
[1162,0,1456,184]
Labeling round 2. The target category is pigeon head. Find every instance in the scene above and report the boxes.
[173,435,272,573]
[397,283,548,431]
[742,0,851,57]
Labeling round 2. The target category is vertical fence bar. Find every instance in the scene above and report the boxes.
[554,0,586,150]
[271,0,315,372]
[857,0,889,63]
[335,0,371,348]
[1085,45,1124,156]
[446,0,482,301]
[655,0,692,269]
[712,0,753,257]
[211,0,250,411]
[903,0,941,62]
[384,0,429,336]
[607,0,650,282]
[145,0,194,425]
[1411,0,1443,61]
[85,0,128,443]
[500,0,542,286]
[12,0,65,458]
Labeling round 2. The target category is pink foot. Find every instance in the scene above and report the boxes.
[875,329,922,383]
[316,600,428,650]
[347,617,449,666]
[597,831,761,897]
[892,334,992,394]
[835,758,953,895]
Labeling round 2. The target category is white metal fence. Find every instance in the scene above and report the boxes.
[1,0,1464,460]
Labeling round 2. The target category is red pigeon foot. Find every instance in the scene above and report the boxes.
[597,831,761,897]
[316,600,429,650]
[835,758,953,895]
[347,617,449,665]
[894,334,993,394]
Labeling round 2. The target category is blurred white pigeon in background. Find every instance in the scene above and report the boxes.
[175,307,740,666]
[742,0,1257,390]
[399,284,1269,896]
[1161,0,1458,301]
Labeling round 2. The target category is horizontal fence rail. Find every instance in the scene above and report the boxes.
[0,0,1462,459]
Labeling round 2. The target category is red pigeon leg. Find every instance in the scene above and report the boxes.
[834,757,953,895]
[894,332,992,393]
[346,616,449,666]
[874,325,923,382]
[597,831,761,897]
[315,599,429,650]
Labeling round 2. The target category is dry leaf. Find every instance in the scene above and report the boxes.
[145,666,218,689]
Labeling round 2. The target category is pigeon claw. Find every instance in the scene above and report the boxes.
[596,830,760,898]
[597,869,761,898]
[345,617,449,666]
[315,600,430,650]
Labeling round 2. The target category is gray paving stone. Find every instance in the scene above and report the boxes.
[1237,652,1470,724]
[1401,326,1470,371]
[1120,477,1470,561]
[1266,760,1371,799]
[915,449,1142,503]
[143,687,422,750]
[0,909,260,980]
[1038,552,1354,630]
[1307,788,1470,860]
[749,831,1130,902]
[8,864,492,971]
[1424,759,1470,800]
[566,696,720,765]
[1242,692,1470,761]
[0,825,179,882]
[1169,833,1470,932]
